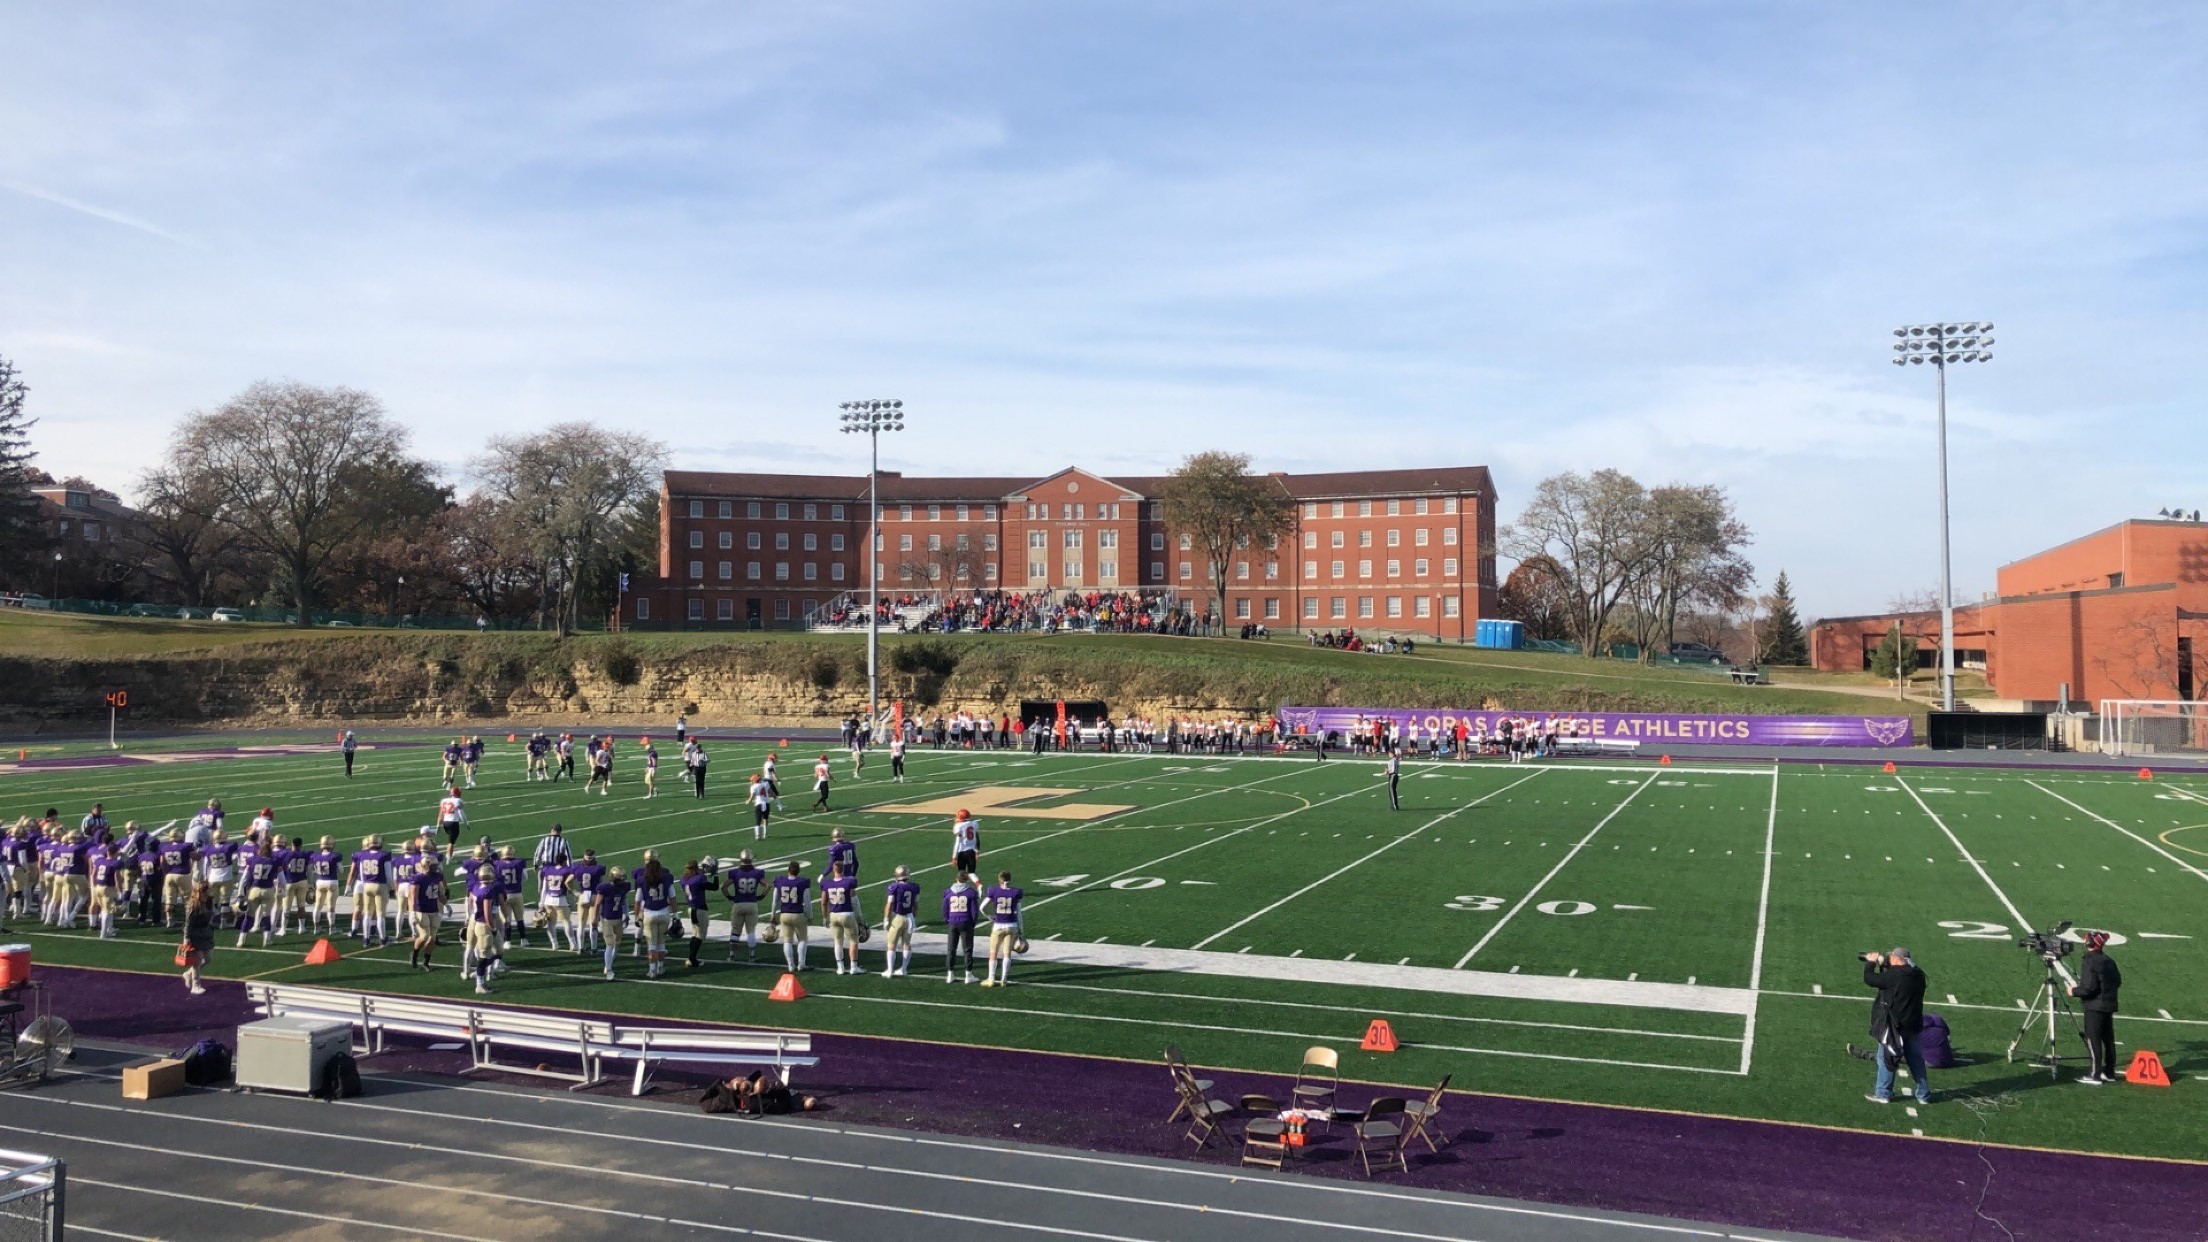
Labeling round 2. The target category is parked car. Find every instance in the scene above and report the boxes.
[13,593,51,611]
[1667,642,1727,664]
[210,607,246,622]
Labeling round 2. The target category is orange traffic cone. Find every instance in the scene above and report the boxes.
[2124,1050,2172,1087]
[780,738,790,748]
[507,732,517,743]
[1659,754,1672,766]
[303,939,342,966]
[1882,761,1897,774]
[2138,768,2154,781]
[1361,1019,1399,1052]
[768,972,807,1002]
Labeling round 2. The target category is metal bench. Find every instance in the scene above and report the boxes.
[608,1027,816,1096]
[1728,667,1764,685]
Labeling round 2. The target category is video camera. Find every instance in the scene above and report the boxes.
[2018,920,2074,963]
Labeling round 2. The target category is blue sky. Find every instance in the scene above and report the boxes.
[3,2,2204,617]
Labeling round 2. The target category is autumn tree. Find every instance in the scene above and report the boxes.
[1501,470,1664,658]
[1496,557,1571,641]
[471,423,667,636]
[1157,451,1295,633]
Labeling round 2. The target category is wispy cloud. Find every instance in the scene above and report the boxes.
[2,183,188,244]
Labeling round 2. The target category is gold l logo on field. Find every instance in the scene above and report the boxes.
[866,786,1135,821]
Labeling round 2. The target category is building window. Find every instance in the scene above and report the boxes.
[1415,597,1432,618]
[956,533,970,551]
[776,562,790,580]
[830,533,844,551]
[1415,558,1429,577]
[900,564,915,582]
[1063,559,1081,580]
[1099,530,1117,549]
[775,503,789,520]
[688,598,704,620]
[1358,501,1373,517]
[689,531,704,549]
[1264,598,1280,619]
[1444,498,1459,514]
[983,533,997,551]
[1151,561,1165,580]
[717,598,734,621]
[831,504,844,520]
[1303,531,1317,549]
[1359,559,1373,578]
[1330,560,1344,578]
[718,561,732,580]
[748,562,761,580]
[1415,498,1429,515]
[1415,528,1429,546]
[1387,500,1400,516]
[775,599,790,620]
[899,534,913,551]
[718,531,733,549]
[929,504,941,522]
[747,532,761,550]
[1178,533,1191,551]
[1063,530,1082,549]
[688,560,704,579]
[1265,561,1279,580]
[1099,560,1117,579]
[1331,596,1346,619]
[776,533,790,551]
[1331,502,1345,518]
[1029,530,1046,549]
[1304,560,1318,579]
[803,504,816,520]
[1061,503,1073,520]
[1358,530,1373,548]
[1359,597,1375,618]
[1151,501,1165,519]
[1443,527,1458,545]
[1028,561,1047,581]
[1444,557,1459,577]
[747,502,762,519]
[1331,531,1345,549]
[1443,597,1460,617]
[985,563,997,580]
[1179,561,1192,579]
[2108,572,2126,588]
[803,563,817,580]
[928,534,942,552]
[636,598,650,621]
[900,505,913,521]
[984,505,996,521]
[1386,529,1401,547]
[956,504,969,521]
[1304,502,1317,519]
[1236,561,1249,580]
[1235,599,1251,619]
[718,501,733,519]
[831,563,845,582]
[1386,597,1403,618]
[1304,598,1320,619]
[688,500,703,519]
[1151,532,1165,550]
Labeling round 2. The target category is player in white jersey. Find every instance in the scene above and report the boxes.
[950,810,981,876]
[889,735,907,782]
[761,754,784,811]
[811,754,833,811]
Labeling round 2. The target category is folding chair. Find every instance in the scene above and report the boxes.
[1163,1044,1215,1124]
[1400,1073,1451,1154]
[1174,1065,1236,1149]
[1291,1045,1339,1127]
[1351,1096,1410,1176]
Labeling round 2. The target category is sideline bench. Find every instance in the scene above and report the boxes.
[1728,667,1764,685]
[1552,737,1641,757]
[245,982,816,1095]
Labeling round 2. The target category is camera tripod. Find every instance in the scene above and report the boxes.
[2005,956,2082,1079]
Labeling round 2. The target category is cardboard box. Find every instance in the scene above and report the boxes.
[122,1057,187,1101]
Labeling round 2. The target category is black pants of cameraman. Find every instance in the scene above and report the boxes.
[2083,1009,2118,1079]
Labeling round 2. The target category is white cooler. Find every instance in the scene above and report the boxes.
[235,1016,353,1095]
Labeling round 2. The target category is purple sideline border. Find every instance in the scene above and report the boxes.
[1280,705,1916,748]
[34,963,2208,1242]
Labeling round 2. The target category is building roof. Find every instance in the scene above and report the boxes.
[31,486,139,522]
[664,464,1495,506]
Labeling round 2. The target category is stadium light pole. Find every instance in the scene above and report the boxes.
[1892,322,1993,713]
[839,399,905,728]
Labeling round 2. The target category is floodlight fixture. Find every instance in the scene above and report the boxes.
[1889,320,1994,712]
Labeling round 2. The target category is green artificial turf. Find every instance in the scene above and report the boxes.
[10,741,2206,1162]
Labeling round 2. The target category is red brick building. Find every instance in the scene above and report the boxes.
[640,464,1499,638]
[1811,517,2208,706]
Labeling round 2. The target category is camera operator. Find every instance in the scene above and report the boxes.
[2068,930,2122,1084]
[1861,946,1931,1105]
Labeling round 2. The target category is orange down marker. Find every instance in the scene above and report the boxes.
[768,972,807,1002]
[2124,1050,2172,1087]
[1360,1019,1399,1053]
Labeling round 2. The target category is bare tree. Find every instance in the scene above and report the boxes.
[471,423,667,636]
[1625,484,1752,660]
[1157,451,1294,633]
[1502,470,1665,658]
[165,381,413,624]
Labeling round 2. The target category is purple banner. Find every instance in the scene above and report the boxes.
[1277,705,1914,748]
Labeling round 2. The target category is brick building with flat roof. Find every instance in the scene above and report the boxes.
[1811,516,2208,706]
[638,464,1498,637]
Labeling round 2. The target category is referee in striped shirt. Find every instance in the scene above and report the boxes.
[533,823,573,871]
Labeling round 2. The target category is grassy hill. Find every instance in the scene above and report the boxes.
[0,610,1912,729]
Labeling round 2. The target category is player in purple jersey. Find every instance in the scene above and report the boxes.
[678,860,712,968]
[238,838,287,947]
[462,866,505,991]
[771,861,812,973]
[407,858,447,970]
[827,829,858,881]
[941,872,980,984]
[569,850,608,951]
[980,871,1027,988]
[881,866,921,978]
[308,836,343,936]
[89,843,124,938]
[635,853,676,979]
[491,847,528,947]
[720,850,768,962]
[536,860,573,951]
[349,836,392,944]
[818,862,864,976]
[281,837,312,934]
[588,866,631,979]
[157,830,196,928]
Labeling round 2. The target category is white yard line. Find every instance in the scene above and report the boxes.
[2025,779,2208,884]
[1896,776,2076,988]
[1738,768,1780,1075]
[1190,770,1545,949]
[1453,771,1660,969]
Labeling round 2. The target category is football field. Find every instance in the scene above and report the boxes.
[10,735,2208,1162]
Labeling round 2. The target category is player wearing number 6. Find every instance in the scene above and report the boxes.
[950,810,980,875]
[979,870,1025,988]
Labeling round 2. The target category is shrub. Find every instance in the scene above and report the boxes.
[598,643,642,687]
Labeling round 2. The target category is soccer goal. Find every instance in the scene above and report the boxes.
[2099,700,2208,757]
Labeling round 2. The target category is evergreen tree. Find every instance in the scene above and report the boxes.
[0,356,51,590]
[1760,570,1808,665]
[1868,624,1918,684]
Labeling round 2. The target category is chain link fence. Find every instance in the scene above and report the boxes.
[0,1150,62,1242]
